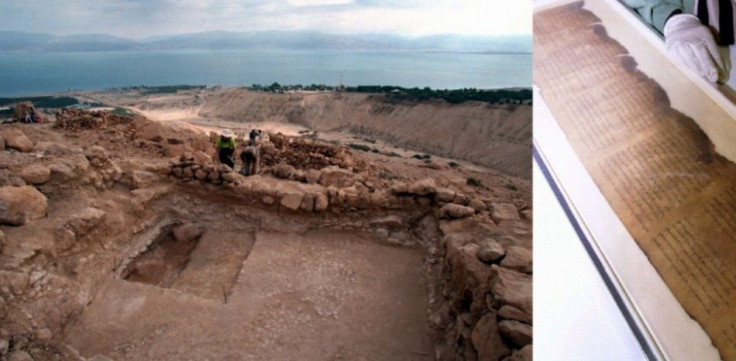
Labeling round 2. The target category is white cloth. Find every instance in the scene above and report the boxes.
[664,13,729,83]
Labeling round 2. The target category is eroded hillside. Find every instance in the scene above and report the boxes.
[134,89,532,179]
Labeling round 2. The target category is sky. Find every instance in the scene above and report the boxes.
[1,0,531,39]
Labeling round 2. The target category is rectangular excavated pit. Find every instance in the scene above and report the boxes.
[67,228,432,361]
[122,223,256,300]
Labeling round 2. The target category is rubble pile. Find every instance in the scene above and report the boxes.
[54,108,131,130]
[260,135,353,170]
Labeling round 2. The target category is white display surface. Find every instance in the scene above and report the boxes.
[533,159,647,361]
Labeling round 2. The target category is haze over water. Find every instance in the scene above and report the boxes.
[0,49,530,97]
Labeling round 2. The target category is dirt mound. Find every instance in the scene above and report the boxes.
[260,134,353,169]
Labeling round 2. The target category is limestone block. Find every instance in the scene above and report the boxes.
[0,130,33,152]
[20,165,51,185]
[280,192,303,210]
[0,186,47,225]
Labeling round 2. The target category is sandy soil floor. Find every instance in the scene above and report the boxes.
[64,219,431,361]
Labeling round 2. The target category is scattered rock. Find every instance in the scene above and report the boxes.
[131,170,158,189]
[8,350,33,361]
[194,169,208,180]
[498,305,532,324]
[468,198,488,212]
[0,186,48,225]
[471,312,511,361]
[193,151,212,165]
[390,182,407,194]
[501,345,532,361]
[290,169,306,182]
[478,238,506,263]
[492,266,532,317]
[408,178,436,196]
[452,192,470,206]
[54,228,76,251]
[500,246,532,274]
[439,204,475,219]
[66,207,106,236]
[20,165,51,185]
[319,166,353,187]
[0,338,8,355]
[85,145,109,162]
[272,163,295,179]
[262,196,274,205]
[172,223,204,242]
[300,193,315,212]
[222,171,238,183]
[314,193,329,212]
[491,203,520,222]
[0,270,29,296]
[0,129,34,152]
[280,192,303,210]
[498,320,532,348]
[305,169,321,184]
[435,187,455,202]
[49,163,75,182]
[36,328,53,340]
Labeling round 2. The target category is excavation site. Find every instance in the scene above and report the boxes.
[0,88,532,361]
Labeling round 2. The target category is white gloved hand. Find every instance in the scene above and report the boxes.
[664,14,728,83]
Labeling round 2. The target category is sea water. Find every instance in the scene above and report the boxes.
[0,49,530,97]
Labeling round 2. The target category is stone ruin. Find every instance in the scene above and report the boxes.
[0,109,532,361]
[54,108,131,130]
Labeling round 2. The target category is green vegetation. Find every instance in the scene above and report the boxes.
[112,85,206,94]
[448,161,460,168]
[250,83,334,93]
[111,107,135,117]
[0,96,78,108]
[466,177,483,187]
[351,86,532,105]
[412,154,432,160]
[248,83,532,105]
[348,143,379,153]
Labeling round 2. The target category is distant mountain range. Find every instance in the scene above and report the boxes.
[0,30,530,53]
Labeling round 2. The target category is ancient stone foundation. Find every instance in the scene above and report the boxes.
[0,110,531,361]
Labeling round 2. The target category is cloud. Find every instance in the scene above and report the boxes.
[288,0,354,7]
[0,0,530,38]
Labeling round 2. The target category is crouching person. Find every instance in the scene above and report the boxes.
[240,141,259,176]
[215,129,236,169]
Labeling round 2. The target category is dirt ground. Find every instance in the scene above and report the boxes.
[65,223,431,361]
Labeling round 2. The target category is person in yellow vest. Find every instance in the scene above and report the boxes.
[215,129,236,169]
